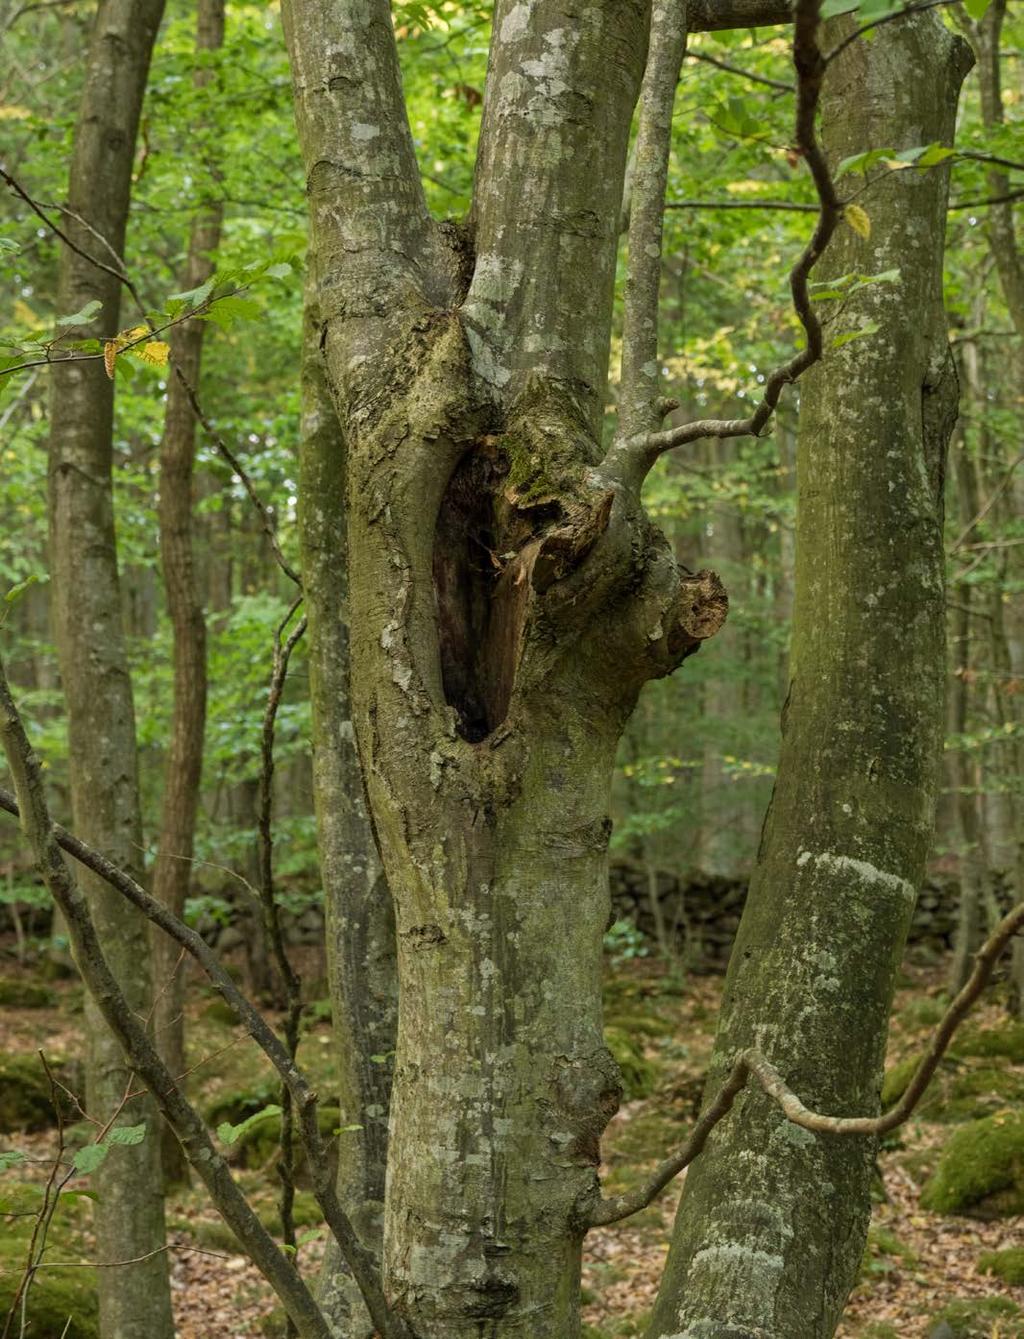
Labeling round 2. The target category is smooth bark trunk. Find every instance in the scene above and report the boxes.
[46,0,174,1334]
[151,0,225,1186]
[299,277,397,1338]
[649,16,970,1339]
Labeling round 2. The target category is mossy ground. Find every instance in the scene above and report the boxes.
[2,951,1023,1338]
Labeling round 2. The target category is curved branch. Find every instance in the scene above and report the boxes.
[605,0,841,488]
[589,895,1024,1226]
[619,0,690,440]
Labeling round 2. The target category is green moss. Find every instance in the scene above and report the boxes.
[203,1080,280,1131]
[979,1246,1024,1285]
[0,1054,67,1132]
[604,1027,657,1102]
[231,1105,341,1169]
[881,1054,922,1109]
[955,1023,1024,1063]
[860,1224,916,1278]
[897,994,947,1031]
[0,1186,97,1337]
[201,998,240,1027]
[881,1055,1024,1123]
[920,1112,1024,1216]
[0,978,57,1008]
[927,1296,1023,1338]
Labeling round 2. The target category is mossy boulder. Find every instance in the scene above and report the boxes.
[926,1296,1023,1339]
[0,1186,98,1337]
[0,1054,70,1132]
[0,1268,99,1337]
[920,1111,1024,1217]
[979,1246,1024,1286]
[882,1055,1024,1123]
[604,1027,657,1102]
[0,977,57,1009]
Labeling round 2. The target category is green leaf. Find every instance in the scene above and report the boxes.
[835,147,894,178]
[832,320,880,348]
[74,1142,110,1174]
[820,0,857,15]
[106,1122,147,1147]
[4,573,44,605]
[0,238,20,253]
[55,299,102,328]
[201,295,262,331]
[332,1123,364,1135]
[217,1104,282,1146]
[963,0,993,18]
[0,1149,28,1171]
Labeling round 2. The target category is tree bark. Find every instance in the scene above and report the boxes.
[46,0,174,1334]
[649,15,971,1339]
[299,275,397,1338]
[281,3,725,1333]
[151,0,225,1186]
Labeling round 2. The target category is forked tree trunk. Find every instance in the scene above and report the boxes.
[649,15,971,1339]
[151,0,225,1186]
[47,0,174,1333]
[282,3,726,1333]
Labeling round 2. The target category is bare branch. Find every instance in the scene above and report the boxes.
[590,896,1024,1226]
[665,198,817,212]
[175,371,302,588]
[685,48,794,93]
[687,0,793,32]
[605,0,841,487]
[619,0,690,441]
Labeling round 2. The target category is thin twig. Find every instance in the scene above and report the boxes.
[175,371,302,588]
[686,48,794,93]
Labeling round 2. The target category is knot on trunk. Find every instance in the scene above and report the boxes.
[670,569,729,654]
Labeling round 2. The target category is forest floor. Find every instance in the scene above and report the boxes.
[1,944,1022,1339]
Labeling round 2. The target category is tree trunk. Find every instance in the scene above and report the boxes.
[299,276,397,1337]
[151,0,225,1186]
[281,3,727,1332]
[46,0,175,1334]
[649,15,970,1339]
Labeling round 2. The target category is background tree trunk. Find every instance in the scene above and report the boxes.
[151,0,225,1186]
[299,276,397,1339]
[649,15,971,1339]
[46,0,175,1334]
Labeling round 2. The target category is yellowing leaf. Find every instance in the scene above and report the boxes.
[103,341,117,379]
[13,299,39,328]
[130,340,169,366]
[844,204,871,240]
[115,326,170,366]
